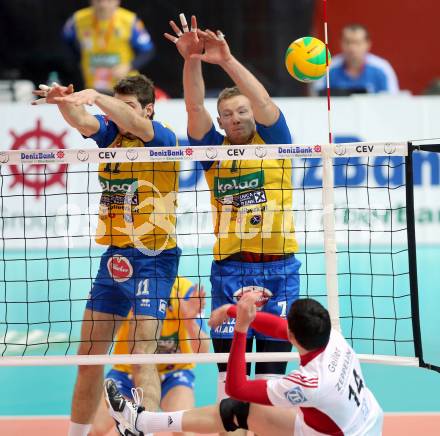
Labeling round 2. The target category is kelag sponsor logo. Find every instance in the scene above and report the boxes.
[214,171,264,198]
[99,177,138,207]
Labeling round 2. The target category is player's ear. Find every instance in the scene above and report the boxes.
[144,103,154,119]
[217,116,223,130]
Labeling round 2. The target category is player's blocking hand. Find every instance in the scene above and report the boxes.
[191,28,232,66]
[32,83,74,105]
[164,13,204,60]
[54,89,100,106]
[235,293,259,333]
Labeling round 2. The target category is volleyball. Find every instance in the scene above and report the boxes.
[285,36,331,82]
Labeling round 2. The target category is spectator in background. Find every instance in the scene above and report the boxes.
[62,0,155,95]
[313,23,399,96]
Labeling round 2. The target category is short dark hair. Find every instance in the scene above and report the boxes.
[113,74,155,108]
[342,23,370,40]
[287,299,331,350]
[217,86,242,111]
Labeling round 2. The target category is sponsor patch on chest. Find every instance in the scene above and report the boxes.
[214,171,264,198]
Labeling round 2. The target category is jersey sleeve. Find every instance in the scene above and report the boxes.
[145,121,177,147]
[225,331,272,405]
[267,368,319,407]
[227,305,289,340]
[256,110,291,145]
[62,16,77,46]
[86,115,119,148]
[377,63,399,94]
[130,18,154,54]
[188,123,224,146]
[188,124,224,171]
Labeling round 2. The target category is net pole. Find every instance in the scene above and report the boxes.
[405,143,424,366]
[405,143,440,373]
[322,144,340,331]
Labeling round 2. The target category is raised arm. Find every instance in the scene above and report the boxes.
[194,29,280,126]
[209,303,288,341]
[32,84,99,137]
[227,305,288,340]
[183,58,213,139]
[165,14,212,139]
[54,89,154,142]
[225,294,272,404]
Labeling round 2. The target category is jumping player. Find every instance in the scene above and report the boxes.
[165,13,301,402]
[33,75,180,436]
[105,294,384,435]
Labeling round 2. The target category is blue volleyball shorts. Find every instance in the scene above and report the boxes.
[210,255,301,340]
[86,246,181,320]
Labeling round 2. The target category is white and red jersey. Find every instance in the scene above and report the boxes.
[225,307,383,436]
[266,329,383,435]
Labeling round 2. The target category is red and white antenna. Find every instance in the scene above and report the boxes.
[323,0,332,144]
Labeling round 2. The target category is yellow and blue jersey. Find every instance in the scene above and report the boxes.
[189,111,299,260]
[113,276,201,376]
[88,115,179,249]
[63,7,154,90]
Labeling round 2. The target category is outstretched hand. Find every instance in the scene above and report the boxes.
[190,28,232,66]
[52,89,100,106]
[164,14,204,60]
[32,83,74,105]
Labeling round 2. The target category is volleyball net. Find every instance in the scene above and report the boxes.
[0,141,438,372]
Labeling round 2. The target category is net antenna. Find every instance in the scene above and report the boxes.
[321,0,341,331]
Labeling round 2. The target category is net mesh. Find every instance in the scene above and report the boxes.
[0,142,417,365]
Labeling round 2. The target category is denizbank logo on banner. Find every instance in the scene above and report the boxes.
[214,171,264,198]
